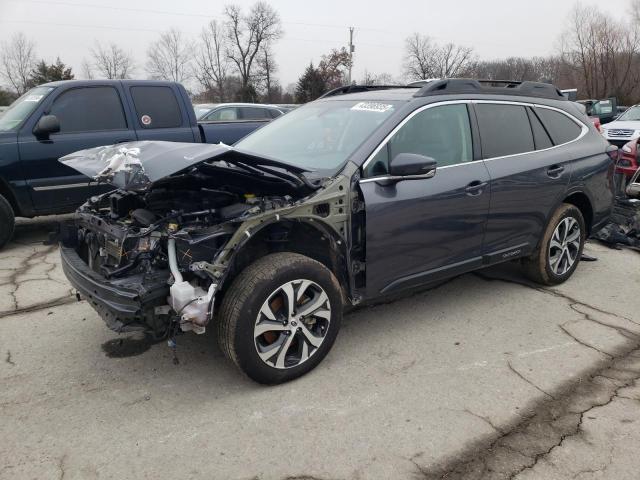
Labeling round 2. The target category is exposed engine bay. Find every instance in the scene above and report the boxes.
[58,141,355,337]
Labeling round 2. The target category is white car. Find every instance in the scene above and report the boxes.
[602,104,640,146]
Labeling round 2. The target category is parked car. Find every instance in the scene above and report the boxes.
[58,79,616,384]
[617,138,640,178]
[198,102,285,122]
[193,103,218,119]
[601,104,640,147]
[0,80,275,249]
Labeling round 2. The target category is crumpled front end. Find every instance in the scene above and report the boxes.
[58,141,337,337]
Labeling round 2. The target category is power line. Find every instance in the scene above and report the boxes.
[3,0,398,34]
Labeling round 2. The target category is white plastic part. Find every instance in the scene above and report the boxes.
[167,238,215,334]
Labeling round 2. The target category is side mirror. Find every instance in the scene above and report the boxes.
[626,169,640,198]
[389,153,437,178]
[34,114,60,139]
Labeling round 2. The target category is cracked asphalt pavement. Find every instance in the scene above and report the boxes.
[1,217,640,480]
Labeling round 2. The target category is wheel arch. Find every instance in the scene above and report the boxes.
[0,177,20,216]
[562,190,594,234]
[217,218,351,304]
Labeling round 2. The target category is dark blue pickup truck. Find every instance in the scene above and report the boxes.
[0,79,273,248]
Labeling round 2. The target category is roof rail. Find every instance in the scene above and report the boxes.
[319,84,420,99]
[414,79,566,101]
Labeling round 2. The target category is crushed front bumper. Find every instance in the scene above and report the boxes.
[60,246,170,333]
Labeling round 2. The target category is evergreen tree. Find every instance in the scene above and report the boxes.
[295,63,325,103]
[28,57,74,86]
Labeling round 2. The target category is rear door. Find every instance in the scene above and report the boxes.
[475,101,585,260]
[360,102,491,296]
[126,85,198,142]
[18,84,135,211]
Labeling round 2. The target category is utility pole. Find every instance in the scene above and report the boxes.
[347,27,355,85]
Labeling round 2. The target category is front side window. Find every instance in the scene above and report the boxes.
[130,86,182,128]
[49,87,127,133]
[535,107,582,145]
[364,104,473,177]
[475,104,534,158]
[205,107,238,121]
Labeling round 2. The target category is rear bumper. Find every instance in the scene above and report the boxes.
[60,245,170,333]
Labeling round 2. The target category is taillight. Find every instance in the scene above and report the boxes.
[593,118,603,133]
[606,145,619,161]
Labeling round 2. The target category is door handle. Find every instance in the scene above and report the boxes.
[546,165,565,178]
[465,180,488,196]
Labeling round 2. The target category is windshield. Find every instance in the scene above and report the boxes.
[0,87,54,132]
[235,99,401,172]
[617,106,640,122]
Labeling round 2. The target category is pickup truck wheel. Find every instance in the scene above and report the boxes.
[522,203,585,286]
[0,194,15,250]
[217,252,343,384]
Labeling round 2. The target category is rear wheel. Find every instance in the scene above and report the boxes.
[0,194,15,250]
[217,252,343,384]
[522,203,585,285]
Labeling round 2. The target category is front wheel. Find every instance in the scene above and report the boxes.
[217,253,343,384]
[522,203,586,285]
[0,194,15,250]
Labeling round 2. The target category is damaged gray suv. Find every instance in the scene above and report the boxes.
[59,79,616,384]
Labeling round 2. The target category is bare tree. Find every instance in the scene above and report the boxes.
[0,32,37,95]
[318,47,352,88]
[561,4,640,102]
[81,58,94,80]
[256,42,278,101]
[403,33,474,80]
[91,42,134,79]
[146,28,193,82]
[194,20,230,101]
[359,70,397,85]
[224,2,283,101]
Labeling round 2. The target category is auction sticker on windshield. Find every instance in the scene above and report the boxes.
[24,95,44,102]
[351,102,394,113]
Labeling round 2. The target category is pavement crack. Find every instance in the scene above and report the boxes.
[507,360,555,400]
[462,408,506,435]
[409,346,640,480]
[57,454,67,480]
[5,350,15,366]
[0,295,77,319]
[558,324,614,359]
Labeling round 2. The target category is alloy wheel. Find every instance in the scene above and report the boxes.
[254,279,332,369]
[548,217,581,275]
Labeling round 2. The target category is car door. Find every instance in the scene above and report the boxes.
[201,106,251,144]
[126,85,198,142]
[18,85,136,212]
[359,102,491,296]
[474,101,581,260]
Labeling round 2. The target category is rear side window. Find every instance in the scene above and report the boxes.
[475,104,534,158]
[527,107,553,150]
[130,86,182,129]
[50,87,127,133]
[535,107,582,145]
[240,107,271,120]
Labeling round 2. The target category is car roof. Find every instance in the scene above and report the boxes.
[317,79,568,105]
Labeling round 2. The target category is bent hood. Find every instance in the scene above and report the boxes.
[59,140,308,191]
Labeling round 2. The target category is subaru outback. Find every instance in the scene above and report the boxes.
[59,79,616,384]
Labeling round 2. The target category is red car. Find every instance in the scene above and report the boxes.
[617,138,640,177]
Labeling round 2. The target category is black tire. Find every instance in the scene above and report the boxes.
[522,203,586,285]
[0,194,15,250]
[217,252,343,384]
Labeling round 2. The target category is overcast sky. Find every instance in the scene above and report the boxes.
[0,0,634,90]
